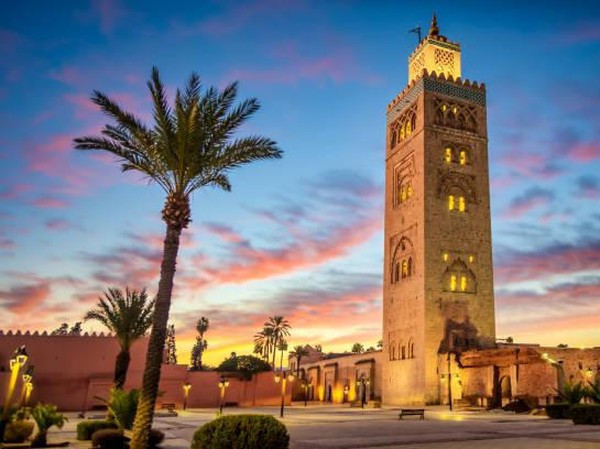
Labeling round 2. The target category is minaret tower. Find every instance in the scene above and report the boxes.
[382,15,496,405]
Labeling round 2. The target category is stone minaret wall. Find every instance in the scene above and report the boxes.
[383,22,496,405]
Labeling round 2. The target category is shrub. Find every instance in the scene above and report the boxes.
[217,355,271,380]
[30,404,67,448]
[545,403,571,419]
[95,388,139,430]
[556,381,586,405]
[502,399,532,414]
[586,378,600,404]
[571,404,600,425]
[77,420,118,440]
[192,414,289,449]
[91,428,126,449]
[149,428,165,448]
[3,420,35,443]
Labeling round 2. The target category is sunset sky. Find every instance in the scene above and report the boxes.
[1,1,599,367]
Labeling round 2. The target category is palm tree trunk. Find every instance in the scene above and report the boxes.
[130,224,181,449]
[279,347,284,370]
[296,355,301,377]
[114,349,131,389]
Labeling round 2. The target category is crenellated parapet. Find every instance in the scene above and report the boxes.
[0,329,114,337]
[388,68,486,112]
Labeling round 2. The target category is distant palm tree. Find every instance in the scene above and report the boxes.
[351,343,365,354]
[290,345,309,377]
[265,316,291,366]
[74,67,282,449]
[190,317,209,370]
[84,287,154,389]
[277,339,288,370]
[253,327,274,362]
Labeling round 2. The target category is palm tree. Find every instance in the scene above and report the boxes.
[290,345,309,377]
[265,316,291,366]
[253,327,274,362]
[351,343,365,354]
[190,317,209,370]
[277,339,288,370]
[74,68,282,449]
[84,287,154,389]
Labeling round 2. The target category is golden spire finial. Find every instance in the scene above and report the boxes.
[429,13,439,37]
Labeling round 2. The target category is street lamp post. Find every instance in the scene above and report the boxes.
[301,379,308,407]
[218,377,229,415]
[274,371,294,418]
[1,346,28,438]
[3,346,28,413]
[182,383,191,410]
[356,377,370,408]
[447,351,453,411]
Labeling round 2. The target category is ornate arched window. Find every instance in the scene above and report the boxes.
[401,260,408,278]
[459,149,467,165]
[392,261,400,284]
[391,236,414,284]
[447,185,468,212]
[443,259,477,293]
[444,147,453,164]
[407,338,414,358]
[391,129,398,149]
[398,176,413,205]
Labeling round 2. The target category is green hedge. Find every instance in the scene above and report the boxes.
[571,405,600,425]
[91,429,125,449]
[545,403,571,419]
[191,415,289,449]
[77,420,118,440]
[3,420,35,443]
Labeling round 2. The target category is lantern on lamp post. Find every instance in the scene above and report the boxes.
[1,346,29,438]
[218,377,229,415]
[274,371,294,418]
[4,346,28,412]
[21,365,34,408]
[182,382,192,410]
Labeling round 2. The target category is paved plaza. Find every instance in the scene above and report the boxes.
[53,405,600,449]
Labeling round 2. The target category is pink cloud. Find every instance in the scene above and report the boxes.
[174,0,303,37]
[553,21,600,45]
[44,219,72,231]
[0,281,51,314]
[502,187,554,219]
[0,183,32,200]
[500,152,563,180]
[91,0,126,34]
[204,223,246,244]
[495,240,600,283]
[31,197,69,209]
[567,143,600,162]
[224,42,378,86]
[0,238,15,250]
[0,28,25,55]
[185,214,381,289]
[48,66,86,87]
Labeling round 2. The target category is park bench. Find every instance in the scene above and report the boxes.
[159,403,178,416]
[398,408,425,420]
